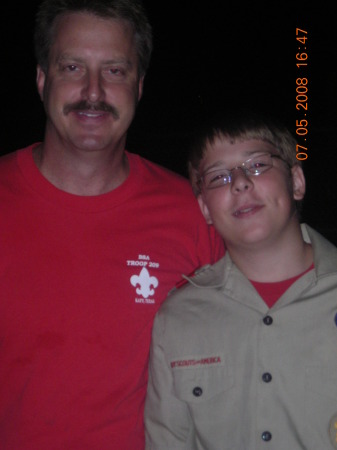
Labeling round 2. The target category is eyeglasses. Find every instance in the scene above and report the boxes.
[198,153,284,190]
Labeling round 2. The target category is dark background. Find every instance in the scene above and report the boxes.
[1,2,337,242]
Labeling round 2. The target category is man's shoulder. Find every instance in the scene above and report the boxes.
[0,150,21,182]
[127,151,192,191]
[0,150,17,167]
[0,146,33,168]
[0,145,38,193]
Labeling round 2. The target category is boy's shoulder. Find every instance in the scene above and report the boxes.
[158,257,227,316]
[302,224,337,275]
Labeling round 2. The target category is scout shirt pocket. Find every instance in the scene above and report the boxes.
[305,367,337,449]
[172,356,237,448]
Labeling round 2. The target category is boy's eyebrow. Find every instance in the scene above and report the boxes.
[202,160,229,173]
[202,150,272,173]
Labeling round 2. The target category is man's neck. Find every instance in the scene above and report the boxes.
[226,222,313,282]
[33,140,129,196]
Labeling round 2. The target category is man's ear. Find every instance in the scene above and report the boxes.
[36,65,46,101]
[291,164,306,201]
[197,194,213,225]
[137,75,144,101]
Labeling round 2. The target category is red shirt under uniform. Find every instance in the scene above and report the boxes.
[0,145,224,449]
[250,263,315,308]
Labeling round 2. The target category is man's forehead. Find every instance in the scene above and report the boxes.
[51,12,135,44]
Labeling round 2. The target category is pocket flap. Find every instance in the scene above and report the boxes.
[173,363,234,403]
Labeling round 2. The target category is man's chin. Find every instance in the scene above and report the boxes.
[70,137,114,153]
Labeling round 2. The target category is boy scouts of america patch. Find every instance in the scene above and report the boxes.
[329,413,337,448]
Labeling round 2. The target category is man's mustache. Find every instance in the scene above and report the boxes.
[64,101,119,119]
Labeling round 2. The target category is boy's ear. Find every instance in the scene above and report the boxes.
[197,195,213,225]
[291,164,306,201]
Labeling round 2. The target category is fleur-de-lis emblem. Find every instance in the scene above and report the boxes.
[130,267,159,299]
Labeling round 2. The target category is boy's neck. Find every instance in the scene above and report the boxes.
[227,223,313,282]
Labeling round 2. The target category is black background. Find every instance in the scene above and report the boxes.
[1,2,337,242]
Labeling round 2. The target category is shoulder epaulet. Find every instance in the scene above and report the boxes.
[174,264,212,290]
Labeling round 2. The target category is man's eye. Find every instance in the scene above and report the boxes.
[106,67,125,77]
[62,64,79,73]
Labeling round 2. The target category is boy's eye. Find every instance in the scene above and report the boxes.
[207,170,231,187]
[252,161,267,168]
[210,172,226,182]
[247,155,272,174]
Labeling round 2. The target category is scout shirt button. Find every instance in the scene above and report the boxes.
[261,431,272,442]
[192,386,203,397]
[262,372,272,383]
[263,315,273,325]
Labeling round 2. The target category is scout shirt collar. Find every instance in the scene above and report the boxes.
[182,224,337,312]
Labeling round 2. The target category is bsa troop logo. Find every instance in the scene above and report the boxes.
[127,254,159,304]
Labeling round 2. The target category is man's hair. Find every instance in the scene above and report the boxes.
[188,109,300,196]
[34,0,152,77]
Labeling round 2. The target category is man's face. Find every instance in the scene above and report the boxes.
[197,138,305,251]
[37,12,143,153]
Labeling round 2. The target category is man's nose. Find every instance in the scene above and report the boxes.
[82,72,105,103]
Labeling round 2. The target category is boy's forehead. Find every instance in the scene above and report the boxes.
[201,137,277,168]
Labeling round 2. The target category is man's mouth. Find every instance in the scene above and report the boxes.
[77,111,106,118]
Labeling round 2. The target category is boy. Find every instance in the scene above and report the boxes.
[145,112,337,449]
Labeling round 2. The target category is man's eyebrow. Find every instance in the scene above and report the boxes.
[56,55,85,65]
[57,54,81,61]
[102,59,133,68]
[57,54,133,68]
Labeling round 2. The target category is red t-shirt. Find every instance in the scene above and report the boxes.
[250,263,314,308]
[0,146,224,449]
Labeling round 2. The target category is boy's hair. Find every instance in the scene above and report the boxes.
[188,110,300,196]
[34,0,152,77]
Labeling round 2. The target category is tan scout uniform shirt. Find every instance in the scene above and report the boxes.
[145,225,337,450]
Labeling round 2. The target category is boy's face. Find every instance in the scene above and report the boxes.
[197,137,305,251]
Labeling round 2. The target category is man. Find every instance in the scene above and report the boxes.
[145,112,337,449]
[0,1,224,448]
